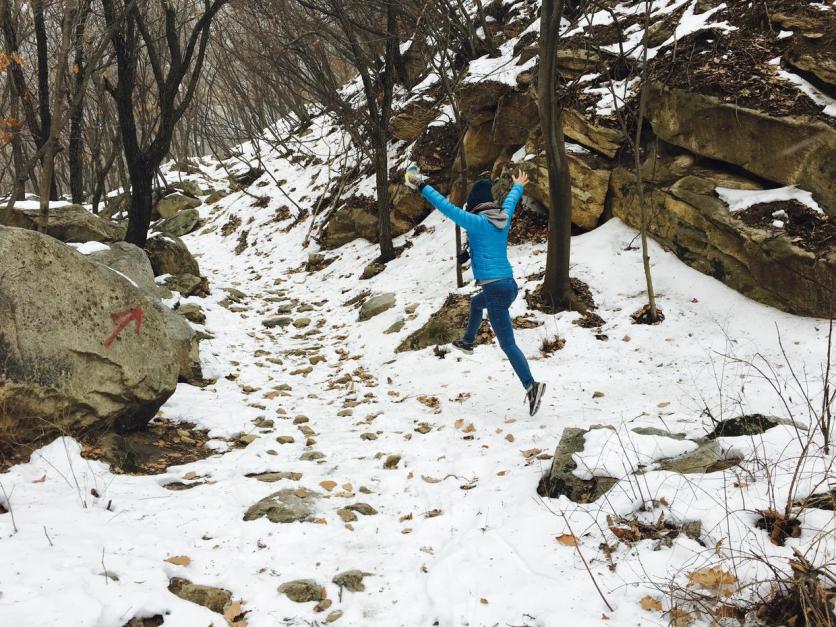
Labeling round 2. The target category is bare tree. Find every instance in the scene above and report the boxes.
[269,0,400,262]
[538,0,578,310]
[100,0,229,247]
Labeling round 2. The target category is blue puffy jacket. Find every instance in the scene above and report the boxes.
[422,183,524,281]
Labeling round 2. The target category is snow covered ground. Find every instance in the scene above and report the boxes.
[2,0,836,621]
[0,139,833,625]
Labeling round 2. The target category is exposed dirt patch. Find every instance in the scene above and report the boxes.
[221,215,241,236]
[734,200,835,256]
[655,26,832,124]
[540,336,566,356]
[81,418,215,475]
[631,304,665,325]
[509,204,549,244]
[524,277,597,314]
[795,489,836,511]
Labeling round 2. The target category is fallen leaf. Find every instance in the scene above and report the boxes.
[687,567,737,590]
[640,595,663,612]
[425,508,442,518]
[556,534,577,546]
[421,475,442,484]
[453,418,464,429]
[400,513,413,522]
[463,423,476,433]
[319,480,337,492]
[417,395,441,413]
[521,448,542,460]
[657,401,670,408]
[224,599,247,626]
[505,433,515,443]
[164,555,191,566]
[32,475,47,484]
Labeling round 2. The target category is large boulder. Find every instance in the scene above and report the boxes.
[510,150,613,230]
[87,240,205,383]
[390,99,437,142]
[156,208,200,238]
[646,84,836,214]
[358,293,396,321]
[609,166,836,318]
[562,109,624,159]
[87,242,160,297]
[0,227,181,453]
[457,81,513,124]
[1,203,123,243]
[153,192,201,220]
[537,427,618,503]
[462,121,506,170]
[492,90,540,146]
[411,122,459,173]
[321,197,413,250]
[145,234,200,277]
[785,37,836,88]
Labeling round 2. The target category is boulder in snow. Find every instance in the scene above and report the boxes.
[0,226,182,454]
[1,202,124,243]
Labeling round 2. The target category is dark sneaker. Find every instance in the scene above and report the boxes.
[452,339,475,355]
[526,382,546,416]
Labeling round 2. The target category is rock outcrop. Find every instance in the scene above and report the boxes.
[609,166,836,318]
[145,234,201,277]
[156,208,200,238]
[87,242,161,297]
[513,150,613,230]
[153,192,201,220]
[1,203,124,242]
[0,227,183,454]
[646,84,836,215]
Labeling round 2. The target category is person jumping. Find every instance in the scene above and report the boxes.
[405,165,547,417]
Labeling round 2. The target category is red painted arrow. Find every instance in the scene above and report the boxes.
[103,306,144,348]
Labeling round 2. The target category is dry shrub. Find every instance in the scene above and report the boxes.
[540,335,566,356]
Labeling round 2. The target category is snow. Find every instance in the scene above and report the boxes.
[68,241,111,255]
[573,426,698,481]
[12,200,72,210]
[465,37,536,86]
[716,185,825,214]
[777,68,836,117]
[2,168,832,624]
[1,4,835,626]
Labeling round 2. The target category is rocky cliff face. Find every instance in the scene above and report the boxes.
[312,0,834,317]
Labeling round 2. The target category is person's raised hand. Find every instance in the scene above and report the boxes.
[512,169,529,187]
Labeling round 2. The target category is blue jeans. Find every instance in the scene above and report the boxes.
[463,278,534,390]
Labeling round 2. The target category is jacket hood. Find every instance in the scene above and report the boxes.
[473,201,508,230]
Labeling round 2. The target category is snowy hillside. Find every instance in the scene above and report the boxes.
[2,110,834,626]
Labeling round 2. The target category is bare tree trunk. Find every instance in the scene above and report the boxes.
[634,0,658,321]
[37,1,79,232]
[125,160,153,247]
[68,1,92,204]
[8,79,26,204]
[538,0,575,310]
[373,126,395,262]
[32,0,58,201]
